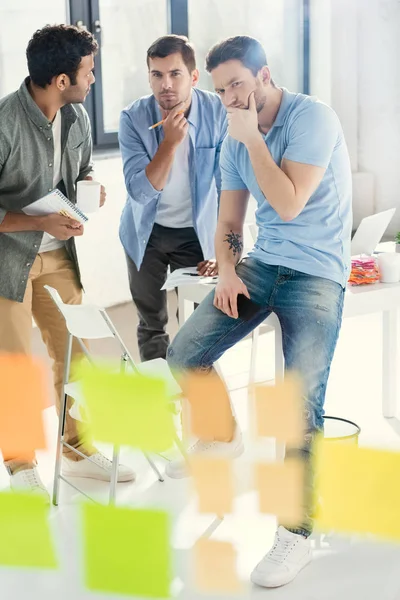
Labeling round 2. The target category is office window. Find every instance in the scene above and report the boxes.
[0,0,67,98]
[188,0,304,94]
[97,0,168,135]
[70,0,307,148]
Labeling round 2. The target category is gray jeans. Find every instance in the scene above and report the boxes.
[126,223,204,362]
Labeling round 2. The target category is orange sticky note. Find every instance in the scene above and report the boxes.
[0,354,48,460]
[254,377,304,445]
[190,457,234,514]
[255,459,305,526]
[193,539,243,594]
[181,371,233,441]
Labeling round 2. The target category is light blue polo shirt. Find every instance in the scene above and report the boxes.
[220,89,353,288]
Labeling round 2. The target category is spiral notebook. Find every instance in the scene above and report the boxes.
[23,189,88,224]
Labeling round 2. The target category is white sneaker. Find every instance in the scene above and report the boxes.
[251,526,312,588]
[62,452,136,482]
[165,423,244,479]
[10,468,50,502]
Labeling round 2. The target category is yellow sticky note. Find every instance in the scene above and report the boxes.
[193,538,243,594]
[254,377,304,445]
[0,354,48,460]
[181,371,234,441]
[0,492,57,568]
[83,504,171,597]
[190,457,234,514]
[80,365,175,452]
[315,440,400,541]
[255,459,305,526]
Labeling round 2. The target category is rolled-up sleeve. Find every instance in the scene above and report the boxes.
[119,110,160,206]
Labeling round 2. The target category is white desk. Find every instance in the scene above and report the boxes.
[178,280,400,419]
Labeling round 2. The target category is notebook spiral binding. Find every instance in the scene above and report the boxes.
[54,189,88,222]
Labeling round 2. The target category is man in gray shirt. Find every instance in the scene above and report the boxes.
[0,24,134,498]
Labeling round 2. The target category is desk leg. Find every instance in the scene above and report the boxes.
[382,309,398,418]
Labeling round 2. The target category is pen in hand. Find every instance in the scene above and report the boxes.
[182,273,218,278]
[148,110,185,130]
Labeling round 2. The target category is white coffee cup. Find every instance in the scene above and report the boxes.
[76,180,101,214]
[377,253,400,283]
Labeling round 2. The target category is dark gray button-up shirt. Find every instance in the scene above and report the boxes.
[0,78,94,302]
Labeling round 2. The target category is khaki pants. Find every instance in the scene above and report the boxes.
[0,247,95,473]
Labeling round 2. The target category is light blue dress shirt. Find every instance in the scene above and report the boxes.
[119,87,228,269]
[221,89,353,288]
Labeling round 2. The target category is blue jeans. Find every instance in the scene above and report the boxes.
[167,257,345,535]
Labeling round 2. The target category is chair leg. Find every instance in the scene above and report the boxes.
[143,452,164,482]
[107,354,131,504]
[53,333,73,506]
[109,445,120,504]
[174,433,191,468]
[200,515,225,539]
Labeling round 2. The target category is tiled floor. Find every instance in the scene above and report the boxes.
[2,298,400,600]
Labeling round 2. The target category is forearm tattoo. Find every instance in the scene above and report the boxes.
[224,230,243,257]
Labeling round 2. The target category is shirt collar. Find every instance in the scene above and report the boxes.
[265,87,292,134]
[186,88,199,128]
[17,77,78,130]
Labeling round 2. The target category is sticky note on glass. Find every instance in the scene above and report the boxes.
[181,371,233,441]
[79,365,175,452]
[315,440,400,541]
[255,459,305,525]
[0,355,48,459]
[83,504,171,597]
[0,492,57,568]
[193,538,243,594]
[190,457,234,514]
[254,377,304,445]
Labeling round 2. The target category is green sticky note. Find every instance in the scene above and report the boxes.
[80,365,175,452]
[83,504,171,597]
[0,492,57,568]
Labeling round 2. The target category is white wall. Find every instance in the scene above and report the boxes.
[310,0,400,234]
[358,0,400,231]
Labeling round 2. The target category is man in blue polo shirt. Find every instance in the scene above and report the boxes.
[119,35,227,362]
[166,36,352,588]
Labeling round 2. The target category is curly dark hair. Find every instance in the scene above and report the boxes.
[26,24,98,88]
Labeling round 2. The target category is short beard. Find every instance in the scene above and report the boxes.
[256,96,266,113]
[158,99,180,111]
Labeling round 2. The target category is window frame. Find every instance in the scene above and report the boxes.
[69,0,309,149]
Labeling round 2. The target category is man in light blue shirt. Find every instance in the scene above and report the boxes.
[166,36,352,587]
[119,35,227,361]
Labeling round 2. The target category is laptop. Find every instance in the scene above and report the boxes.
[351,208,396,256]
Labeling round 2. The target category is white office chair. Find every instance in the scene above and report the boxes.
[44,285,186,506]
